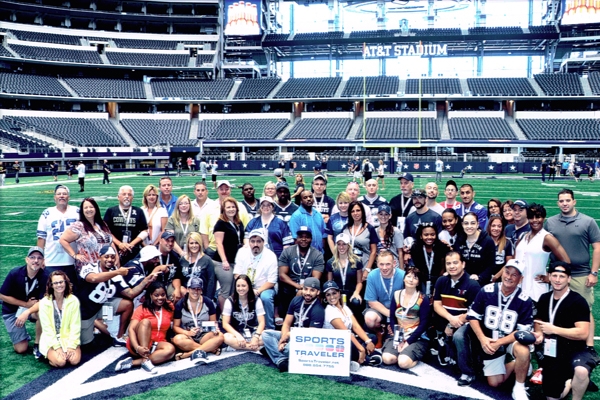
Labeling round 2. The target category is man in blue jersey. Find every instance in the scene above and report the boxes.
[457,184,487,230]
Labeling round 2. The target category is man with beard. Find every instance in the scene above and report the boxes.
[463,260,533,399]
[389,172,416,232]
[274,181,298,223]
[104,185,148,264]
[505,199,531,245]
[151,232,183,302]
[311,175,335,224]
[261,277,325,372]
[234,229,278,329]
[457,184,487,231]
[359,179,388,228]
[289,190,326,252]
[425,182,445,215]
[115,245,162,308]
[76,245,136,347]
[403,189,443,240]
[37,185,80,282]
[0,247,48,357]
[240,183,259,217]
[278,227,324,321]
[158,177,178,216]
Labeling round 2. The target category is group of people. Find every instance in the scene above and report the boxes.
[2,171,599,400]
[540,158,599,183]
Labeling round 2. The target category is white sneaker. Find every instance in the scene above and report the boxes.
[142,359,158,374]
[512,384,529,400]
[350,361,360,373]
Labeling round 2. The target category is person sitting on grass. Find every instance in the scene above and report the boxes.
[115,281,176,374]
[38,271,81,368]
[222,275,265,351]
[171,277,223,362]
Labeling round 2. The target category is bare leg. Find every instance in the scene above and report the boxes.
[571,366,590,400]
[116,299,133,338]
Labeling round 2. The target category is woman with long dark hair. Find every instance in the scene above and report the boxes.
[486,214,514,282]
[455,212,496,283]
[342,201,378,279]
[438,208,465,249]
[60,197,116,269]
[409,224,449,295]
[501,200,515,226]
[222,275,265,351]
[376,204,404,268]
[115,281,176,373]
[38,271,81,368]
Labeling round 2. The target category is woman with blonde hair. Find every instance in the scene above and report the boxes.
[141,184,168,246]
[326,233,364,318]
[291,174,305,205]
[212,196,245,310]
[166,195,201,257]
[179,232,216,299]
[38,271,81,368]
[262,181,277,201]
[326,191,351,251]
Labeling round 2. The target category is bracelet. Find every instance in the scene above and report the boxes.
[364,339,372,344]
[253,333,261,337]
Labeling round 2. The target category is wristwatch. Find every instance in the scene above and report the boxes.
[591,271,598,277]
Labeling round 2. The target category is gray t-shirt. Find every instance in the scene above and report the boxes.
[278,245,325,283]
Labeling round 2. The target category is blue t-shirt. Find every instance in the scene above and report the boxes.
[365,268,405,309]
[325,213,348,239]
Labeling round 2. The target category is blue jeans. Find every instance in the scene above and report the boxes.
[454,323,476,376]
[262,330,288,365]
[260,289,276,330]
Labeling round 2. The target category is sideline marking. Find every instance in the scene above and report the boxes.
[0,244,32,248]
[5,212,24,215]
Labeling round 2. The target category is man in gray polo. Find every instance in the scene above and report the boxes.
[545,188,600,360]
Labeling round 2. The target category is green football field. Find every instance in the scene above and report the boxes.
[1,170,600,399]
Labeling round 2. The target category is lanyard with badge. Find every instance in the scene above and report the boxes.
[247,253,262,284]
[423,246,434,296]
[53,299,63,339]
[544,289,570,357]
[296,300,316,328]
[120,207,132,243]
[339,259,349,291]
[16,278,38,317]
[380,271,395,303]
[188,298,202,329]
[153,307,164,332]
[397,196,411,231]
[294,247,311,285]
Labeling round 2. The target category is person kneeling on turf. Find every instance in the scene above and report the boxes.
[382,267,431,370]
[115,281,176,374]
[465,259,533,400]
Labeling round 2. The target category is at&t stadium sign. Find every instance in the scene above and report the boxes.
[363,43,448,58]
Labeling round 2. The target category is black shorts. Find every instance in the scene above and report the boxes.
[211,174,217,182]
[541,349,597,398]
[382,337,429,362]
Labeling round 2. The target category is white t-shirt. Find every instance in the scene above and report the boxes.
[36,205,80,266]
[324,304,353,330]
[77,164,86,178]
[142,206,169,245]
[233,247,278,289]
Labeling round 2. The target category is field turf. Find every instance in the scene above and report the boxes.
[1,170,600,399]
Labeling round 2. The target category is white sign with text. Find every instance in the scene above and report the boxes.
[289,327,351,377]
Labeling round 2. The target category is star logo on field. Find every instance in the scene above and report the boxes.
[466,165,473,170]
[261,163,267,168]
[223,163,229,168]
[80,153,84,157]
[301,163,307,168]
[148,153,152,156]
[445,164,451,170]
[424,164,430,169]
[44,154,48,158]
[113,152,117,156]
[532,166,538,171]
[510,165,516,171]
[341,164,347,169]
[242,163,248,168]
[488,165,494,170]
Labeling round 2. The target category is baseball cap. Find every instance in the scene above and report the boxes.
[161,231,176,240]
[276,181,290,191]
[27,246,45,258]
[274,168,283,177]
[99,245,116,257]
[312,174,327,184]
[322,281,340,293]
[303,277,321,290]
[248,228,266,241]
[398,172,414,182]
[549,261,572,276]
[505,259,525,275]
[335,233,350,245]
[139,246,162,263]
[259,196,275,205]
[297,226,312,236]
[54,185,70,194]
[217,180,234,188]
[188,277,204,289]
[411,189,426,198]
[378,204,392,214]
[512,199,528,210]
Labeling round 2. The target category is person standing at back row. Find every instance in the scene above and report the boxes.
[435,157,444,183]
[76,161,85,192]
[545,188,600,362]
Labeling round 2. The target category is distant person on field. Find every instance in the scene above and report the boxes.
[51,161,59,182]
[102,159,111,185]
[76,161,85,192]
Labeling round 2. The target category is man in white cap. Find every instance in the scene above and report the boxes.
[0,246,48,357]
[114,245,162,308]
[234,229,278,329]
[200,180,250,258]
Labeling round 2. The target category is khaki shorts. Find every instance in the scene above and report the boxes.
[569,275,594,307]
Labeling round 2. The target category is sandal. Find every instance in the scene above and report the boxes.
[175,353,184,361]
[214,348,222,356]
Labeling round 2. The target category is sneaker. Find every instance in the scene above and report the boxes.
[457,374,475,387]
[112,336,127,347]
[366,353,383,367]
[115,357,133,372]
[275,318,284,326]
[33,345,42,360]
[430,348,439,356]
[277,358,289,373]
[437,340,448,366]
[142,359,157,374]
[190,349,208,364]
[530,368,543,385]
[259,347,269,358]
[512,384,529,400]
[350,361,361,372]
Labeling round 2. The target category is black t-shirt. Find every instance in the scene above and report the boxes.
[76,263,125,320]
[456,231,497,283]
[0,266,48,315]
[389,194,414,227]
[103,206,148,245]
[410,242,450,287]
[536,290,589,357]
[287,296,325,328]
[212,219,244,263]
[325,259,364,295]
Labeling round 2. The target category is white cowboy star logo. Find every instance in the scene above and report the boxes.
[261,163,267,168]
[466,165,473,170]
[510,165,516,171]
[517,332,525,340]
[80,153,84,157]
[301,163,307,168]
[445,165,451,170]
[403,163,408,169]
[424,164,430,169]
[488,165,494,170]
[148,153,152,156]
[532,166,538,171]
[341,164,347,168]
[113,152,117,156]
[223,163,229,168]
[44,154,48,158]
[0,154,4,158]
[242,163,248,168]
